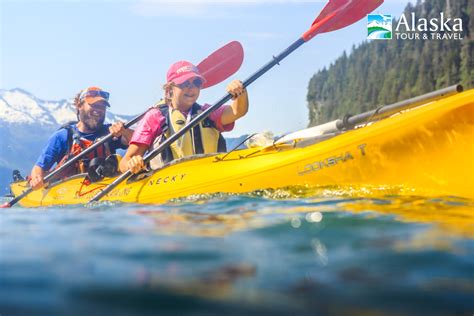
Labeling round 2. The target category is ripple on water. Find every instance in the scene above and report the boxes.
[1,190,473,315]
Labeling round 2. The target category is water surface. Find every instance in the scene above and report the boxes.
[1,190,473,315]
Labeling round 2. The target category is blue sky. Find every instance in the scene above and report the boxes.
[1,0,411,136]
[368,14,392,22]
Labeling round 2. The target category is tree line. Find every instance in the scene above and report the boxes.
[307,0,473,126]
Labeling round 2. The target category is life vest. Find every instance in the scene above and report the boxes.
[149,103,227,169]
[54,122,112,178]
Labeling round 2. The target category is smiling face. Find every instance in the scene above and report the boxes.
[171,78,202,111]
[77,100,107,132]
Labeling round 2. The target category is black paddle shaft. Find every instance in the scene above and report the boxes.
[89,38,307,202]
[4,112,146,208]
[46,113,146,182]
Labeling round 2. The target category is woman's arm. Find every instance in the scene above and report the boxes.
[221,80,249,125]
[119,143,148,174]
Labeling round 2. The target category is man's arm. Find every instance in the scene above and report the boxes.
[119,143,148,174]
[29,129,68,190]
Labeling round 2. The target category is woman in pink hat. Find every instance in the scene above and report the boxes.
[119,60,248,174]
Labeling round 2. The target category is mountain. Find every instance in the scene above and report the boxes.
[307,0,473,126]
[367,18,391,31]
[0,88,131,126]
[0,88,134,195]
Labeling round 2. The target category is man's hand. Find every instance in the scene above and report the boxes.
[110,121,134,145]
[29,165,45,190]
[109,121,126,138]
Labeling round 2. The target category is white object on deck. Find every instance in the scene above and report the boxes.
[275,120,340,144]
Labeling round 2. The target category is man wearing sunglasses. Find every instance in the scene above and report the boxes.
[119,60,249,174]
[29,86,134,190]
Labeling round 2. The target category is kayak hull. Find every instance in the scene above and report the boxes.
[10,89,474,207]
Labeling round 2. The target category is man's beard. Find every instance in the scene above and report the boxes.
[79,109,105,131]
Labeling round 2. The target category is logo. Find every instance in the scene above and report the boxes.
[367,12,464,41]
[367,14,392,40]
[395,13,463,40]
[177,65,199,74]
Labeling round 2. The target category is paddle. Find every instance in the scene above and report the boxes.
[89,0,383,203]
[276,84,464,143]
[1,41,244,208]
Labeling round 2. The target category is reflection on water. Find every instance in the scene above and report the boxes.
[1,187,473,316]
[137,186,474,242]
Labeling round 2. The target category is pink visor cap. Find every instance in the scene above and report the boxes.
[166,61,207,86]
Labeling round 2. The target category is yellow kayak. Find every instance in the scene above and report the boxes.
[10,87,474,207]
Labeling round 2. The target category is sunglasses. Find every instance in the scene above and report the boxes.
[177,78,204,90]
[80,89,110,101]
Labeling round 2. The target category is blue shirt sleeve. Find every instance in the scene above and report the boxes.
[35,129,69,171]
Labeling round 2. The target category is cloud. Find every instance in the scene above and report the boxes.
[242,31,280,39]
[130,0,326,17]
[130,2,209,17]
[133,0,325,3]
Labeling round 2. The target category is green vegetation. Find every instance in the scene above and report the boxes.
[307,0,473,126]
[368,26,390,33]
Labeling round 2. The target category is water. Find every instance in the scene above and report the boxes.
[1,191,473,316]
[367,30,391,39]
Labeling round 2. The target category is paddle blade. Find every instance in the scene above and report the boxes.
[0,202,11,208]
[302,0,384,41]
[198,41,244,89]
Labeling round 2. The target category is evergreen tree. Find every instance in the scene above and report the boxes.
[307,0,473,126]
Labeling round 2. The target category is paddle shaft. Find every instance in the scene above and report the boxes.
[276,84,464,143]
[89,0,385,202]
[47,114,145,182]
[2,113,145,208]
[323,84,465,132]
[89,38,310,202]
[338,84,464,129]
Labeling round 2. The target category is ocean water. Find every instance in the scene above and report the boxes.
[1,190,473,316]
[367,30,392,39]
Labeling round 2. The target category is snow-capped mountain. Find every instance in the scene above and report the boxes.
[0,88,134,194]
[367,17,392,30]
[0,88,130,126]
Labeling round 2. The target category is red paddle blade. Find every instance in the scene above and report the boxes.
[198,41,244,89]
[1,202,11,208]
[303,0,384,41]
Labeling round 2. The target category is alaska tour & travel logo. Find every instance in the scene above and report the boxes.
[368,12,463,40]
[367,14,392,40]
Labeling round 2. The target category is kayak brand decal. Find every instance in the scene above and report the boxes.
[107,187,132,198]
[298,144,366,176]
[71,186,132,200]
[148,173,187,186]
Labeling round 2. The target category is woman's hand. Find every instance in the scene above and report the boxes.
[226,80,246,100]
[127,155,146,174]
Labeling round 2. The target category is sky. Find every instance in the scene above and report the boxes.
[1,0,411,137]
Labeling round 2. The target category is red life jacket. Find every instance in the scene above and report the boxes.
[54,122,112,178]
